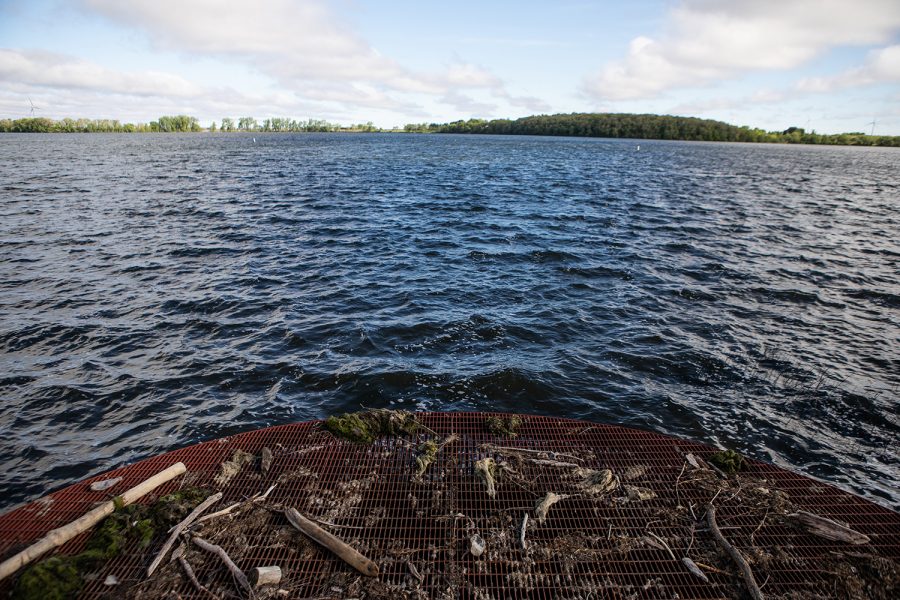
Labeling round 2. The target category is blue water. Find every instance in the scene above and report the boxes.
[0,133,897,510]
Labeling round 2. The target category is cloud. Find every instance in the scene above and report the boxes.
[0,48,202,98]
[583,0,900,101]
[80,0,546,117]
[796,45,900,92]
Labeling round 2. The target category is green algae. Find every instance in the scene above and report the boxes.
[13,487,209,600]
[485,415,523,437]
[708,449,745,474]
[325,409,419,444]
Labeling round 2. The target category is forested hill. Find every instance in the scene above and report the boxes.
[426,113,899,146]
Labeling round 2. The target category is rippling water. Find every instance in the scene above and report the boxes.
[1,133,898,511]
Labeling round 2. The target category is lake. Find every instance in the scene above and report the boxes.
[0,133,897,511]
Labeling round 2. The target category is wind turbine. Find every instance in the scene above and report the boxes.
[28,97,39,117]
[867,118,876,136]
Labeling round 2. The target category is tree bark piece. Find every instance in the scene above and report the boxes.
[251,566,282,587]
[789,511,870,545]
[284,507,379,576]
[707,504,764,600]
[0,462,187,582]
[192,536,252,596]
[148,492,223,576]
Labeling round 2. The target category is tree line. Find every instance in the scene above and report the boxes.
[0,116,375,133]
[1,112,897,146]
[425,113,900,146]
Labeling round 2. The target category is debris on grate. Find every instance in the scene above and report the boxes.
[0,412,897,599]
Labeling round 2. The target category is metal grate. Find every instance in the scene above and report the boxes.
[0,412,897,598]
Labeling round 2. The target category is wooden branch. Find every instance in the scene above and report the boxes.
[707,504,764,600]
[647,530,676,561]
[192,536,252,596]
[179,556,219,599]
[789,511,870,545]
[0,462,187,582]
[148,492,223,576]
[284,507,379,577]
[250,566,282,587]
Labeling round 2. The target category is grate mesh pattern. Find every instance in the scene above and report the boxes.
[0,412,897,599]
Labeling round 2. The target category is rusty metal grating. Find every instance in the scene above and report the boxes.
[0,412,897,599]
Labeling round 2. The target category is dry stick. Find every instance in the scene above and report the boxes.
[192,536,253,597]
[682,557,709,583]
[707,505,764,600]
[192,485,277,528]
[0,462,187,582]
[148,492,223,576]
[179,556,219,600]
[519,513,529,551]
[285,508,379,577]
[482,444,584,462]
[646,531,676,561]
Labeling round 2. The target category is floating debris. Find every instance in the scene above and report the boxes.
[485,415,523,437]
[534,492,569,524]
[624,485,656,502]
[325,409,420,444]
[475,457,499,498]
[470,534,486,557]
[576,468,618,496]
[790,510,871,545]
[260,446,274,473]
[89,478,122,492]
[213,449,255,487]
[708,449,745,475]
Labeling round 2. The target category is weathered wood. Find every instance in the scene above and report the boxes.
[789,511,870,545]
[250,566,282,587]
[707,504,764,600]
[285,507,379,576]
[192,536,252,595]
[0,462,187,582]
[148,492,223,576]
[682,557,709,583]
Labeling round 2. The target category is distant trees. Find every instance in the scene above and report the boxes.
[209,121,217,132]
[428,113,900,147]
[220,117,235,132]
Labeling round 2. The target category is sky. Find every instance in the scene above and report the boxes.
[1,0,899,134]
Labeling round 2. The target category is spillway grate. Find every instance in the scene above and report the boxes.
[0,412,897,598]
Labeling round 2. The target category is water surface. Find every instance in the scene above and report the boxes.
[1,133,897,510]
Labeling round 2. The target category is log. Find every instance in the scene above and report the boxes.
[707,504,764,600]
[789,511,870,545]
[250,566,282,587]
[0,462,187,582]
[284,508,379,576]
[148,492,223,576]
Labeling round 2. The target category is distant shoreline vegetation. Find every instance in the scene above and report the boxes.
[1,113,897,146]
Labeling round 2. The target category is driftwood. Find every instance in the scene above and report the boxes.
[192,536,252,596]
[534,492,569,524]
[148,491,223,576]
[260,447,274,473]
[789,511,871,545]
[707,504,764,600]
[285,507,379,576]
[192,485,276,528]
[0,462,187,582]
[250,566,282,587]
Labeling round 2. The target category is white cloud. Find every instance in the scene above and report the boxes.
[796,45,900,92]
[80,0,544,117]
[583,0,900,101]
[0,48,202,98]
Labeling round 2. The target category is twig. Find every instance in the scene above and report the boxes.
[0,462,187,581]
[192,536,253,598]
[675,461,687,508]
[314,519,367,530]
[481,444,584,462]
[285,507,379,576]
[707,504,764,600]
[750,508,768,546]
[192,485,277,528]
[407,560,424,584]
[694,561,730,575]
[646,531,676,561]
[179,556,219,599]
[148,492,223,576]
[519,513,529,551]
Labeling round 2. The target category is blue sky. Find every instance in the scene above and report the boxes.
[1,0,899,133]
